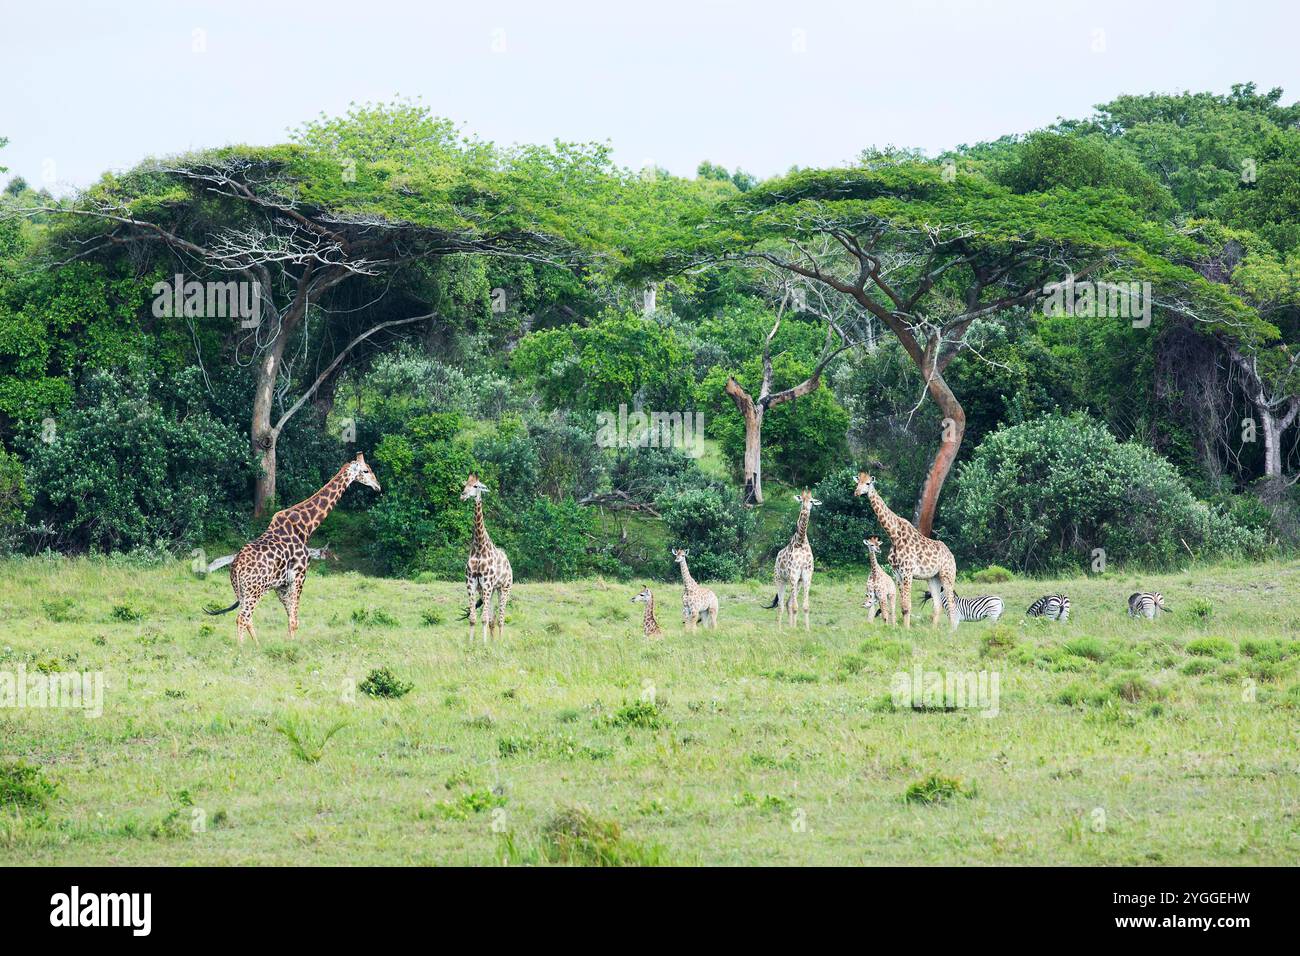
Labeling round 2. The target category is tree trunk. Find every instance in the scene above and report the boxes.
[912,365,966,537]
[725,376,765,505]
[251,332,291,518]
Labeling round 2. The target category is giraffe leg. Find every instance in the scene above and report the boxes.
[941,571,958,632]
[928,576,944,627]
[496,585,509,639]
[482,584,491,643]
[466,579,478,642]
[237,587,264,647]
[888,590,897,626]
[801,574,811,630]
[899,577,913,629]
[774,580,786,627]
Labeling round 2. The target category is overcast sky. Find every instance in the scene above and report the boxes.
[4,0,1296,193]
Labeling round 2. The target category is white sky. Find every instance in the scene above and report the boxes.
[3,0,1297,193]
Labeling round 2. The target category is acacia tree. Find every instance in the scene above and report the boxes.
[670,162,1260,534]
[28,104,630,515]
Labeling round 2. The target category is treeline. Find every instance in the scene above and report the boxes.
[0,85,1296,578]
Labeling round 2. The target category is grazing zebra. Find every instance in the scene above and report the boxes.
[1027,594,1070,622]
[1128,591,1169,619]
[920,590,1004,623]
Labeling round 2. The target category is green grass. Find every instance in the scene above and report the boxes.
[1,555,1299,864]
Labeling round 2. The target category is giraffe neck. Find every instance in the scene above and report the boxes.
[291,465,352,539]
[790,506,810,547]
[643,596,658,631]
[472,497,494,554]
[868,486,913,542]
[678,561,696,588]
[868,550,883,574]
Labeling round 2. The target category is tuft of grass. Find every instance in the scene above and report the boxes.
[980,626,1017,656]
[1186,637,1236,661]
[41,598,78,622]
[522,807,667,866]
[1186,598,1214,623]
[420,607,444,626]
[359,667,413,699]
[1107,672,1162,704]
[351,607,400,627]
[597,699,666,730]
[430,788,505,821]
[1063,636,1109,661]
[276,714,349,764]
[761,669,819,684]
[111,603,143,622]
[0,760,58,810]
[904,774,973,805]
[1181,657,1217,676]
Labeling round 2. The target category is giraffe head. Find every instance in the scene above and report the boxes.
[792,489,822,512]
[853,472,874,497]
[863,536,882,556]
[671,547,688,566]
[460,473,489,501]
[346,453,382,491]
[633,586,654,604]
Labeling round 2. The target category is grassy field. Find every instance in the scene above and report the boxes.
[2,555,1299,865]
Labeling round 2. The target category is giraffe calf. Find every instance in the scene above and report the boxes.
[672,548,719,631]
[633,586,663,638]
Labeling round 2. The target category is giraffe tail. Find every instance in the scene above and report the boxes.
[457,596,486,620]
[203,600,240,615]
[763,594,779,609]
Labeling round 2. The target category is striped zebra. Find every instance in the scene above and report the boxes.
[1128,591,1169,619]
[920,590,1004,623]
[1026,594,1070,622]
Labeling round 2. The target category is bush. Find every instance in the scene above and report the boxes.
[806,466,884,567]
[970,565,1013,584]
[660,485,755,581]
[0,447,30,553]
[948,412,1267,571]
[0,759,58,810]
[22,365,250,553]
[359,667,414,699]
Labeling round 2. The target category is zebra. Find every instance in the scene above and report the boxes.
[1026,594,1070,622]
[1128,591,1169,619]
[919,590,1004,623]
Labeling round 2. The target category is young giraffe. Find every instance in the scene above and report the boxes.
[853,472,958,631]
[461,474,513,642]
[671,548,718,631]
[862,536,898,625]
[632,586,663,638]
[765,489,819,629]
[205,454,381,645]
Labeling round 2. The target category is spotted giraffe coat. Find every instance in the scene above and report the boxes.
[854,472,958,631]
[462,475,513,641]
[208,454,381,645]
[672,549,718,630]
[771,490,817,628]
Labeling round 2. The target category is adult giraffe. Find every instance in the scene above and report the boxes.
[205,454,381,645]
[461,474,513,641]
[853,472,957,631]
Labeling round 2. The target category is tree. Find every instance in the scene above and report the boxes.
[719,290,852,503]
[22,102,631,515]
[660,160,1263,534]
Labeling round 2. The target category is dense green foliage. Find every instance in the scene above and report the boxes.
[1,87,1297,577]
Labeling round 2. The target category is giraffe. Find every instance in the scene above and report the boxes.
[461,474,513,642]
[862,536,897,625]
[765,489,819,629]
[204,453,381,645]
[671,548,718,631]
[853,472,958,631]
[632,586,663,638]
